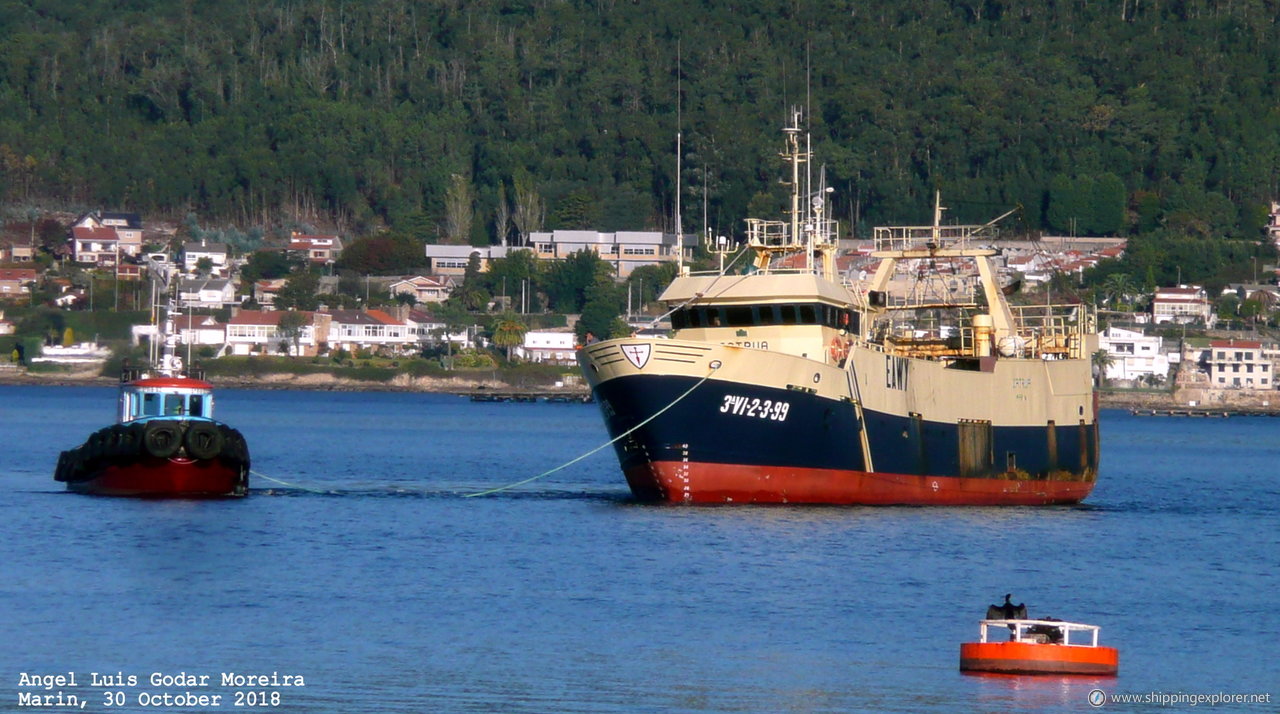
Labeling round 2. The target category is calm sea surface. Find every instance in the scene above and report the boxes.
[1,385,1276,713]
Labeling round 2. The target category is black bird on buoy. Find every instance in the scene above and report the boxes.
[987,593,1027,620]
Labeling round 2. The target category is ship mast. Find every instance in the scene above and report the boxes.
[146,257,183,377]
[742,109,837,280]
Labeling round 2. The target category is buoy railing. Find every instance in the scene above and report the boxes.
[978,619,1101,647]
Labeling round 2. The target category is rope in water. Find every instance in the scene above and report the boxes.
[462,369,716,498]
[244,370,716,499]
[250,469,331,495]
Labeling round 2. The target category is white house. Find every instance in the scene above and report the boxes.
[71,211,143,261]
[179,278,236,309]
[1152,285,1214,325]
[526,230,689,278]
[389,275,455,304]
[175,315,227,346]
[1098,327,1170,383]
[225,310,329,356]
[70,225,119,266]
[287,232,344,265]
[325,309,416,354]
[403,309,472,348]
[97,212,143,257]
[515,330,577,364]
[182,241,230,276]
[1207,339,1272,390]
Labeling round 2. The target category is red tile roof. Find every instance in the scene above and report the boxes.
[227,310,314,326]
[72,226,118,241]
[364,309,403,325]
[1209,340,1262,349]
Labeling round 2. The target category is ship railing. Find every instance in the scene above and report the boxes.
[873,224,988,252]
[978,619,1101,647]
[745,217,838,249]
[954,305,1083,359]
[746,218,795,248]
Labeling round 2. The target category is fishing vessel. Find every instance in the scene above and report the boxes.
[53,259,250,497]
[960,615,1119,675]
[578,113,1099,505]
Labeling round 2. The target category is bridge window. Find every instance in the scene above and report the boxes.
[673,303,860,332]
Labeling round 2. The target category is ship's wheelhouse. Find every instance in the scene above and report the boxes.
[118,379,215,423]
[671,302,859,333]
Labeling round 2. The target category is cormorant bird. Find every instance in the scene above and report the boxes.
[986,593,1027,620]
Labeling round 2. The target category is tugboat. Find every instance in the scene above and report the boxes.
[960,598,1119,675]
[53,259,250,497]
[577,110,1100,505]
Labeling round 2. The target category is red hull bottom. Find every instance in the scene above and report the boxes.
[67,457,247,498]
[624,460,1094,505]
[960,642,1118,675]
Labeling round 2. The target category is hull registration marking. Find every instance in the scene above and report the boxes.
[720,395,790,421]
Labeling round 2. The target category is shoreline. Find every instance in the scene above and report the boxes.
[0,366,584,396]
[3,368,1277,412]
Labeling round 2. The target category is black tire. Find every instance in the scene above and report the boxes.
[120,422,146,457]
[87,429,108,460]
[143,421,183,459]
[220,426,250,466]
[54,451,69,482]
[184,422,225,460]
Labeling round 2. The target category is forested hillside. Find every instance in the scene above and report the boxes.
[2,0,1279,260]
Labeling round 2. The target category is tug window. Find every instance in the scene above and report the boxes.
[165,394,185,415]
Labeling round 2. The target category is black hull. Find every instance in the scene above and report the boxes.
[592,374,1098,501]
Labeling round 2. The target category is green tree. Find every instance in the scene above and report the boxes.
[544,249,613,313]
[431,300,471,369]
[451,253,491,310]
[336,233,426,274]
[443,173,474,246]
[195,256,214,277]
[1089,173,1126,235]
[1091,349,1114,387]
[1047,175,1089,235]
[550,188,600,230]
[1239,298,1263,324]
[276,310,309,357]
[241,250,294,283]
[511,171,545,245]
[483,248,543,311]
[491,314,528,361]
[625,262,678,308]
[275,270,321,310]
[1215,292,1240,319]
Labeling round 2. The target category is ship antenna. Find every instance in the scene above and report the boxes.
[784,107,803,265]
[805,44,813,270]
[674,41,683,276]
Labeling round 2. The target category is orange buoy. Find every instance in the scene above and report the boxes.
[960,618,1118,676]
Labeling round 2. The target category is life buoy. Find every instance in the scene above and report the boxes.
[185,422,225,460]
[829,337,849,363]
[143,421,183,459]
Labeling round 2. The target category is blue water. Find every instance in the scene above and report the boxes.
[1,385,1277,713]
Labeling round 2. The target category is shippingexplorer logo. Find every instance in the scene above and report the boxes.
[1089,689,1273,707]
